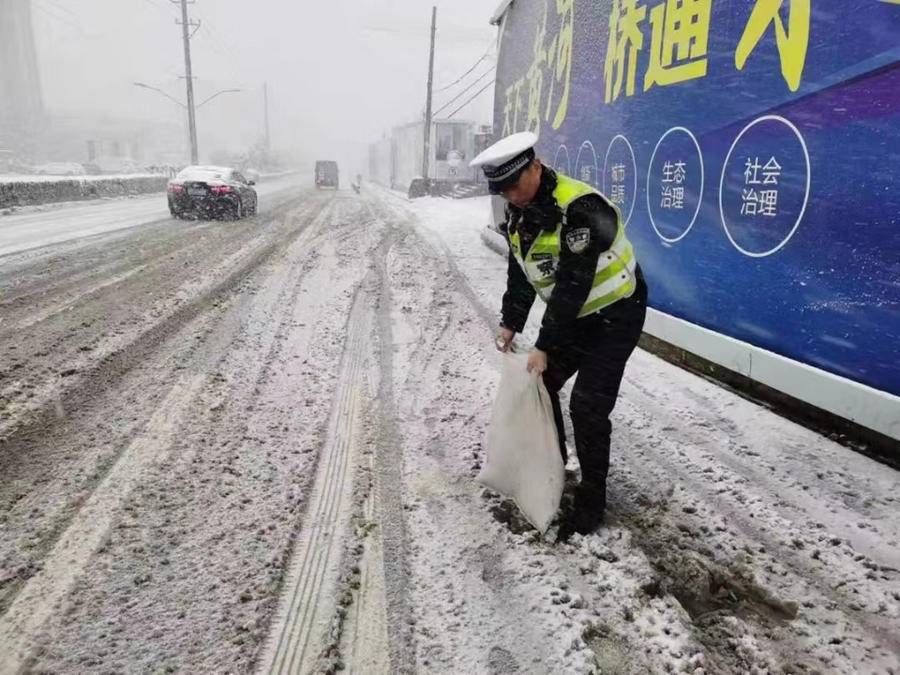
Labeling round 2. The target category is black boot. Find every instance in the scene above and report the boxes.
[558,480,605,540]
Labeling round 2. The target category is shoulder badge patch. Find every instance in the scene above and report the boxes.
[565,227,591,253]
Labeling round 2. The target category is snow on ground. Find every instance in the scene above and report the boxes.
[324,191,596,673]
[0,173,165,184]
[393,193,900,673]
[0,174,306,257]
[0,190,374,672]
[0,187,897,673]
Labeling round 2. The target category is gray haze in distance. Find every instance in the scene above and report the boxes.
[33,0,498,169]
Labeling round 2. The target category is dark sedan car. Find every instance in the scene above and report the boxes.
[167,165,258,219]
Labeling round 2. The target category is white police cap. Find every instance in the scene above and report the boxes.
[470,131,538,193]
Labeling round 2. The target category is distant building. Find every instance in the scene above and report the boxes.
[368,119,481,191]
[42,112,186,168]
[0,0,45,160]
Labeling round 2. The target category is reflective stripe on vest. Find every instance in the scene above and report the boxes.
[508,174,637,318]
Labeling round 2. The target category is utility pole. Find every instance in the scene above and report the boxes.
[174,0,200,164]
[263,82,271,156]
[422,6,437,180]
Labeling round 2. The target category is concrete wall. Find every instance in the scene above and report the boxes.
[0,175,168,209]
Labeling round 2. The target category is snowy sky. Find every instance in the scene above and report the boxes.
[32,0,498,165]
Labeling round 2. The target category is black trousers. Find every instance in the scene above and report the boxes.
[542,272,647,487]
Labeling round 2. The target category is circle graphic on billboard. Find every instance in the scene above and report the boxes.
[602,134,637,227]
[719,115,811,258]
[574,141,598,187]
[646,127,704,244]
[553,144,571,176]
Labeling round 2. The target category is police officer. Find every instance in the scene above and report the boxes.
[471,132,648,537]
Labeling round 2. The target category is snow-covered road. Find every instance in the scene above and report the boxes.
[0,174,305,258]
[0,187,896,673]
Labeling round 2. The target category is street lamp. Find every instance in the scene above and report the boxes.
[197,88,241,108]
[133,82,242,162]
[133,81,187,109]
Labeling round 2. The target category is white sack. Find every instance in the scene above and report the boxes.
[478,352,565,533]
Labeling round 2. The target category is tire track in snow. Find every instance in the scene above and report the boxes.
[368,215,416,674]
[276,195,394,674]
[0,197,334,669]
[8,264,148,332]
[0,196,315,444]
[0,198,324,615]
[21,194,374,673]
[0,373,206,673]
[318,195,424,674]
[343,468,390,675]
[258,292,369,675]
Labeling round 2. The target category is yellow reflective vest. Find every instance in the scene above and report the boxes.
[508,174,637,318]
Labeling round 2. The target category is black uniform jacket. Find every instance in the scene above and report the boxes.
[500,165,619,352]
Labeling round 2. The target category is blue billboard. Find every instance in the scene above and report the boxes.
[493,0,900,401]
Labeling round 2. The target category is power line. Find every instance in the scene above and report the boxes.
[142,0,179,19]
[446,79,494,119]
[32,0,88,36]
[198,15,241,62]
[435,50,491,92]
[143,1,244,106]
[433,67,495,117]
[190,13,244,85]
[434,40,495,92]
[40,0,80,23]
